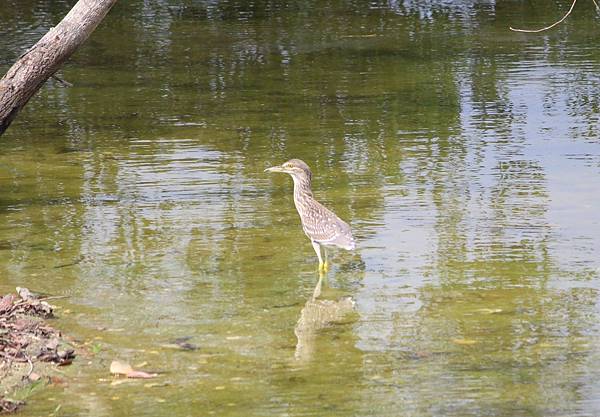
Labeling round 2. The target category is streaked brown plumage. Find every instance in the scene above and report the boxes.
[265,159,355,271]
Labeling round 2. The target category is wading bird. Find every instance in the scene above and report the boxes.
[265,159,355,272]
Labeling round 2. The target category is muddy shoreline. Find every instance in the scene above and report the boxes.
[0,288,75,414]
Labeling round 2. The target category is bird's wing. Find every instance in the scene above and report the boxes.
[300,201,355,249]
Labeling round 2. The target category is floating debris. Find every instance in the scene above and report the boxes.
[160,336,199,351]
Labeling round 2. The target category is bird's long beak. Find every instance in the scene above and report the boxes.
[264,165,284,173]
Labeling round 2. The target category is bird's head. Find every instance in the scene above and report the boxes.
[265,159,312,182]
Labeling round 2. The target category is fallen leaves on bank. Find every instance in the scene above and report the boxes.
[0,287,75,414]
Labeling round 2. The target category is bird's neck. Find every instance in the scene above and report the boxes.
[291,176,314,208]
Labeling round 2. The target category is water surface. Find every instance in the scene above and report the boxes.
[2,1,600,416]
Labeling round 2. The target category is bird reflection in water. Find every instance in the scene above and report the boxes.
[294,275,356,362]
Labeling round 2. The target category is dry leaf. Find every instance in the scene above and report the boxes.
[110,360,158,379]
[0,294,16,313]
[475,308,503,314]
[125,370,158,379]
[110,360,133,375]
[452,338,478,345]
[49,376,68,386]
[16,287,35,300]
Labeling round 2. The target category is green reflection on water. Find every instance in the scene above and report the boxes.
[2,1,600,416]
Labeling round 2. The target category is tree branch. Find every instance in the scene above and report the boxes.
[0,0,118,135]
[510,0,577,33]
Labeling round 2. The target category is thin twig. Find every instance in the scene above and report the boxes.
[38,295,70,301]
[51,74,73,87]
[24,353,34,378]
[340,34,377,38]
[510,0,577,32]
[591,0,600,12]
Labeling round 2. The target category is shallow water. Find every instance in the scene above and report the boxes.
[2,0,600,416]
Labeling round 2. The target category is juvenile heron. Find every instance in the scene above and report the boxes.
[265,159,355,271]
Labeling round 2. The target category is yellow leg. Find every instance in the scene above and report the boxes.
[312,240,325,272]
[318,268,326,282]
[323,248,329,271]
